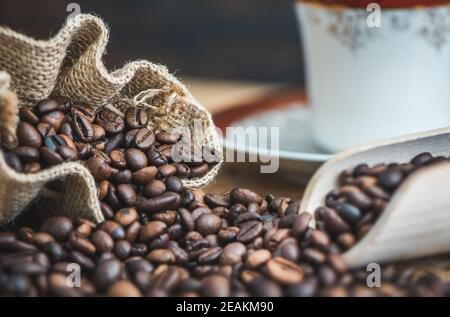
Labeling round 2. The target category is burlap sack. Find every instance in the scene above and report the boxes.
[0,14,222,225]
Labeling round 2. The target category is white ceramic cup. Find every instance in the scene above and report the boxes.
[296,1,450,153]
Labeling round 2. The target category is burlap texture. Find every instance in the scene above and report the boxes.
[0,14,222,224]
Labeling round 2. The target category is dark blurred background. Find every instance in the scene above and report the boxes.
[0,0,304,85]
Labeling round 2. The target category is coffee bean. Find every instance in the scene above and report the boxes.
[69,232,96,255]
[40,217,73,242]
[201,275,230,297]
[340,186,372,210]
[195,213,222,235]
[140,221,167,242]
[86,156,112,181]
[19,107,39,125]
[303,248,326,265]
[147,249,176,264]
[93,259,122,289]
[147,148,168,166]
[337,203,362,224]
[157,164,177,179]
[11,146,39,163]
[133,128,155,150]
[114,207,138,227]
[3,152,23,172]
[165,176,183,193]
[265,257,303,285]
[36,122,56,138]
[142,180,165,198]
[95,109,125,135]
[125,108,149,128]
[230,188,262,206]
[310,230,330,250]
[125,148,147,171]
[56,145,78,161]
[246,249,271,269]
[111,169,132,184]
[132,166,157,184]
[321,207,351,236]
[137,192,181,213]
[17,122,42,148]
[72,114,94,142]
[36,98,61,114]
[378,168,404,192]
[107,280,142,297]
[100,221,125,240]
[236,221,262,243]
[411,152,433,166]
[109,149,127,169]
[114,240,131,260]
[91,230,114,253]
[69,251,95,271]
[197,247,223,264]
[116,184,137,206]
[41,110,64,131]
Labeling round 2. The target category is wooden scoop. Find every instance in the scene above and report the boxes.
[299,127,450,268]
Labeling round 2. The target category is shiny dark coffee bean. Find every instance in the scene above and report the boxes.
[40,217,73,242]
[132,166,157,185]
[95,109,125,135]
[133,128,155,150]
[137,192,181,213]
[116,184,137,206]
[72,114,94,142]
[41,110,64,131]
[19,107,39,125]
[11,146,39,163]
[125,148,147,171]
[86,156,112,181]
[17,122,42,148]
[125,108,149,128]
[236,221,262,243]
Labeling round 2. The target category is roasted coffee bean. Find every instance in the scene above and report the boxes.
[125,108,149,128]
[133,128,155,150]
[146,148,168,166]
[155,132,180,144]
[246,249,271,269]
[336,203,362,224]
[86,156,112,181]
[125,148,147,171]
[197,247,223,264]
[111,169,132,184]
[201,274,230,297]
[72,114,94,142]
[100,221,125,240]
[265,257,303,285]
[105,133,125,153]
[41,110,65,131]
[36,98,61,114]
[36,122,56,138]
[93,259,122,289]
[411,152,433,167]
[174,163,190,177]
[236,221,263,243]
[321,207,351,236]
[340,186,372,210]
[92,124,106,141]
[17,122,42,148]
[95,109,125,135]
[137,192,181,213]
[139,221,167,242]
[378,168,404,192]
[165,176,183,193]
[143,180,166,199]
[195,213,222,235]
[187,163,207,178]
[56,145,78,161]
[157,164,177,179]
[114,240,131,260]
[132,166,157,184]
[40,217,73,242]
[69,232,96,255]
[230,188,263,205]
[234,211,261,225]
[3,152,23,172]
[109,149,127,169]
[11,146,39,163]
[91,230,114,253]
[116,184,137,206]
[303,248,326,265]
[147,249,176,264]
[19,107,39,124]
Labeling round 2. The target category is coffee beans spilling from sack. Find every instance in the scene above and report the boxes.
[1,142,450,296]
[2,97,220,219]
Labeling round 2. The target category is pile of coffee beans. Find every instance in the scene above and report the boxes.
[0,97,449,296]
[2,97,220,219]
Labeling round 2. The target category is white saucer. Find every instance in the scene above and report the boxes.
[214,90,334,182]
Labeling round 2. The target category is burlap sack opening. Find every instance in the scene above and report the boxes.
[0,14,222,225]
